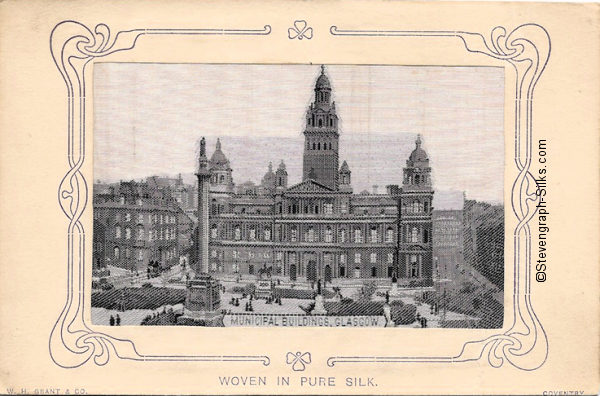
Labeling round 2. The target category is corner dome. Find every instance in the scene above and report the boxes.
[409,135,428,163]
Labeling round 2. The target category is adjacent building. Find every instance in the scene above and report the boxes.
[433,209,464,281]
[463,199,504,288]
[93,180,181,272]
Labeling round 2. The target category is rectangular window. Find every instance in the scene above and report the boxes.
[370,253,377,263]
[387,253,394,264]
[138,214,143,223]
[354,253,361,264]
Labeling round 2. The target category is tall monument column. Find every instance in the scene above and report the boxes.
[179,136,221,325]
[196,136,211,275]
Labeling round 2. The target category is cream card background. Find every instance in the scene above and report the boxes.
[0,1,598,394]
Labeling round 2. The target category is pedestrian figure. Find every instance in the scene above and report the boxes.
[109,315,115,326]
[116,314,121,326]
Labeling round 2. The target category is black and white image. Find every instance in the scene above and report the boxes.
[92,64,505,328]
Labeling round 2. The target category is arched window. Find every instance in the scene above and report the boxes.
[318,142,321,150]
[415,174,420,184]
[249,227,256,241]
[137,227,144,240]
[354,228,363,243]
[315,205,319,214]
[329,142,332,150]
[219,175,225,183]
[125,227,131,240]
[325,226,333,243]
[211,225,217,239]
[234,226,241,241]
[424,229,429,243]
[313,142,316,150]
[370,227,378,243]
[411,227,419,243]
[424,200,429,213]
[119,195,125,205]
[307,227,315,242]
[410,255,419,277]
[371,267,377,277]
[340,228,347,243]
[290,226,298,242]
[264,227,271,241]
[370,253,377,263]
[412,200,420,213]
[115,226,121,238]
[318,119,323,127]
[113,246,120,259]
[386,227,394,243]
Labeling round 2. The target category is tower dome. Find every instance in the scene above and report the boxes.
[315,65,331,89]
[408,135,429,164]
[209,138,230,169]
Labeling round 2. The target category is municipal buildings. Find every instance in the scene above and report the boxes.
[199,66,435,283]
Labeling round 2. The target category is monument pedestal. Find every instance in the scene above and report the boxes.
[312,294,327,315]
[390,281,400,297]
[177,273,222,325]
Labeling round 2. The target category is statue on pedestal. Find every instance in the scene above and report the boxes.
[312,278,327,315]
[390,270,400,297]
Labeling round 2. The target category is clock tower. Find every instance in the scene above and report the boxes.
[302,65,340,190]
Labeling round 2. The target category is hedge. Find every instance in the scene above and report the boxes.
[92,287,186,310]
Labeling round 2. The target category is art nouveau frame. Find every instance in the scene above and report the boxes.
[49,19,550,371]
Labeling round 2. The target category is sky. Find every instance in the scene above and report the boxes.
[93,64,504,208]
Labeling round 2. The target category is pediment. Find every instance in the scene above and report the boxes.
[286,179,334,193]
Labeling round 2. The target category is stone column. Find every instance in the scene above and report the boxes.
[196,137,211,275]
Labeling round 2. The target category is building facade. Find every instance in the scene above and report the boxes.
[463,199,504,288]
[433,209,464,280]
[93,180,180,272]
[201,66,435,282]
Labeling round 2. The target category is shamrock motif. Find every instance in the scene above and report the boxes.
[288,20,313,40]
[286,351,312,371]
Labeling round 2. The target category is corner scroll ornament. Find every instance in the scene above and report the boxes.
[49,20,271,368]
[328,24,550,371]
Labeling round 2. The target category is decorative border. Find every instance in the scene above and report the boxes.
[49,19,550,371]
[326,24,550,371]
[49,20,271,368]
